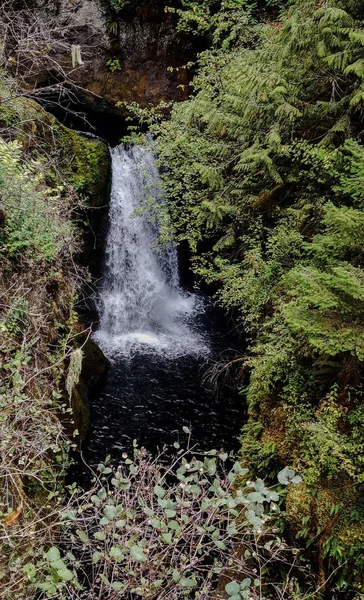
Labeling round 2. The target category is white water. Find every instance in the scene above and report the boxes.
[94,144,209,358]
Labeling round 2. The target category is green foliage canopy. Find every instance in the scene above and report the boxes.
[152,0,364,587]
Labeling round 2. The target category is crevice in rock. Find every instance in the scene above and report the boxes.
[37,91,129,146]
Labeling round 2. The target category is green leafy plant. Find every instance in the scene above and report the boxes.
[147,0,364,589]
[0,100,91,599]
[23,442,305,599]
[106,58,121,72]
[0,140,74,261]
[225,578,254,600]
[109,0,133,15]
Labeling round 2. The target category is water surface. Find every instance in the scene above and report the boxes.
[84,144,245,466]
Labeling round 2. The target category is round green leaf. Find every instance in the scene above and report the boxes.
[92,551,102,564]
[76,529,89,544]
[23,563,36,581]
[179,577,196,588]
[154,485,166,498]
[112,582,127,592]
[278,467,295,485]
[37,583,57,595]
[45,546,61,563]
[162,532,173,544]
[240,577,251,589]
[109,546,124,561]
[225,581,240,596]
[57,567,74,581]
[130,544,148,562]
[103,505,117,520]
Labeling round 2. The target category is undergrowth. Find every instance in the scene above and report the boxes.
[20,441,311,600]
[0,75,102,596]
[144,0,364,592]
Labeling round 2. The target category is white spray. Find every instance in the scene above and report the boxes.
[94,144,209,358]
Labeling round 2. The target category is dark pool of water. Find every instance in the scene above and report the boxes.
[80,304,246,470]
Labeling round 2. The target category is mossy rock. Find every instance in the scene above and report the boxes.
[286,480,364,586]
[81,337,109,385]
[53,126,110,208]
[242,398,291,476]
[0,95,110,207]
[71,339,109,440]
[0,94,111,272]
[71,385,91,441]
[285,481,312,533]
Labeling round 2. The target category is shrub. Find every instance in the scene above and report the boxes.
[0,139,74,261]
[20,441,307,599]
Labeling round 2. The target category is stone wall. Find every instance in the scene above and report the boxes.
[11,0,191,108]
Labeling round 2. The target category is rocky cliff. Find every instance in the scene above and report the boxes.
[7,0,191,109]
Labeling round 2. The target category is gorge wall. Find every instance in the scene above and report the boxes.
[10,0,192,110]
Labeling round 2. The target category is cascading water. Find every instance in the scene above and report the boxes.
[94,144,208,358]
[84,143,244,465]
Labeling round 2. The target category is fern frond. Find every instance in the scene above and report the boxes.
[344,59,364,78]
[213,228,236,251]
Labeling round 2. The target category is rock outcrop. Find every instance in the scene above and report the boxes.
[9,0,191,109]
[71,338,109,440]
[0,93,111,271]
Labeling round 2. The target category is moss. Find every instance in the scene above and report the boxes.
[0,95,110,207]
[0,94,111,274]
[54,127,110,208]
[260,402,291,463]
[244,386,364,588]
[0,94,110,437]
[285,480,364,587]
[285,482,312,533]
[241,397,292,477]
[71,386,90,441]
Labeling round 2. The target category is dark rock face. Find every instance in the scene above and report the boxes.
[111,0,191,105]
[16,0,191,108]
[71,338,109,440]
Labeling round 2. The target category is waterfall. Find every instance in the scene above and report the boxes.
[94,144,209,358]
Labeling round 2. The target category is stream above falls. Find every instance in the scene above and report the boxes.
[83,143,245,466]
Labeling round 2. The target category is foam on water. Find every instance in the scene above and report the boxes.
[94,144,209,359]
